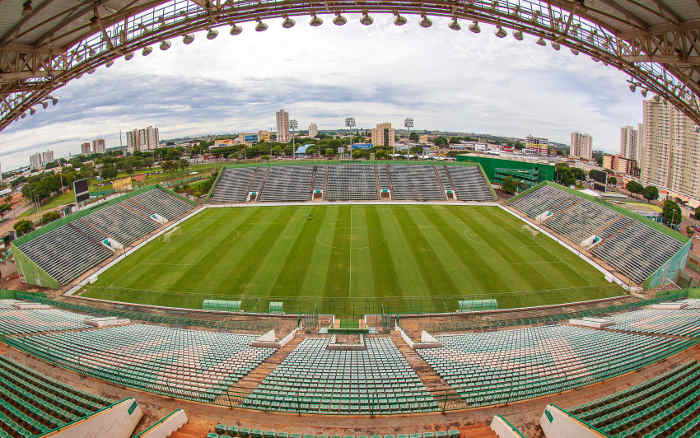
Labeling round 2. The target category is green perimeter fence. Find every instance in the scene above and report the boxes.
[80,283,627,317]
[0,289,696,412]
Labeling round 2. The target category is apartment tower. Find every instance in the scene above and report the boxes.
[276,109,290,143]
[570,132,593,160]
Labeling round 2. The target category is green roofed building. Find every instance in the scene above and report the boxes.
[456,155,555,189]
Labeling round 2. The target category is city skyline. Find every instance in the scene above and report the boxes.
[0,15,643,170]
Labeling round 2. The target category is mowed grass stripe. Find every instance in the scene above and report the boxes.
[375,206,430,299]
[479,207,595,287]
[323,205,350,299]
[299,206,338,298]
[268,206,328,298]
[349,206,375,298]
[421,206,507,291]
[392,205,460,297]
[450,207,558,292]
[219,207,297,296]
[365,206,401,298]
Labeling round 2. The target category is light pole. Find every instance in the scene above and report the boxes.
[345,117,356,160]
[290,119,298,158]
[404,118,414,160]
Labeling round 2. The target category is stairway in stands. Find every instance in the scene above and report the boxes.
[390,330,469,410]
[215,333,305,407]
[171,422,202,438]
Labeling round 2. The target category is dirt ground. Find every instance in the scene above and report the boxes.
[3,334,698,437]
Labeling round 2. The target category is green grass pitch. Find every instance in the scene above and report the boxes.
[82,205,623,315]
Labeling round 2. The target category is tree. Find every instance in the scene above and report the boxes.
[695,206,700,220]
[449,136,461,144]
[0,203,11,217]
[501,175,518,194]
[643,185,659,202]
[555,164,576,187]
[409,132,419,141]
[14,220,34,236]
[688,226,696,237]
[626,180,644,194]
[662,200,682,227]
[572,167,586,181]
[41,211,61,224]
[608,176,617,186]
[409,146,423,156]
[433,136,448,146]
[100,166,118,179]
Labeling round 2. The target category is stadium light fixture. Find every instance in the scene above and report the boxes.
[333,13,347,25]
[420,15,432,28]
[230,24,242,35]
[290,119,298,156]
[310,14,323,26]
[41,101,48,109]
[360,12,373,25]
[394,13,407,26]
[495,26,507,38]
[403,118,414,160]
[29,107,36,116]
[449,18,461,31]
[207,29,219,39]
[183,33,195,44]
[469,21,480,33]
[629,83,636,93]
[256,19,269,31]
[50,97,58,106]
[536,37,546,46]
[160,40,171,50]
[551,41,560,50]
[345,117,356,159]
[570,48,579,55]
[513,30,523,40]
[641,89,648,97]
[124,52,134,60]
[282,16,296,28]
[106,59,114,67]
[142,46,153,56]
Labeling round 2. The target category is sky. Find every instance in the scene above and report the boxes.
[0,14,645,170]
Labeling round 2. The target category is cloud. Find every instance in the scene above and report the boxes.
[0,15,643,169]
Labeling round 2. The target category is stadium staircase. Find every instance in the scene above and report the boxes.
[390,331,468,410]
[216,333,304,407]
[171,423,202,438]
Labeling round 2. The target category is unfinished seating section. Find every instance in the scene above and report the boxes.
[509,184,686,285]
[0,355,115,437]
[17,224,113,285]
[570,361,700,438]
[417,325,695,407]
[210,168,258,203]
[260,166,314,202]
[243,338,437,414]
[445,166,495,201]
[326,166,378,200]
[15,188,193,286]
[4,324,275,403]
[209,164,493,203]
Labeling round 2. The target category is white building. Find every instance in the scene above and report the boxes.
[308,123,318,138]
[276,109,290,143]
[29,152,42,170]
[92,138,106,154]
[569,132,592,161]
[42,150,54,164]
[620,126,639,163]
[126,125,159,152]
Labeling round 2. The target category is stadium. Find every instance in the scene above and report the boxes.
[1,159,698,438]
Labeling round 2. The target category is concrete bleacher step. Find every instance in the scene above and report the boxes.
[390,330,468,410]
[217,334,305,407]
[171,422,205,438]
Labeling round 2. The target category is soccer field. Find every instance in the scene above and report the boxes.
[82,205,623,315]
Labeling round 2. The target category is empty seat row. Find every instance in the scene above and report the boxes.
[325,166,378,201]
[210,168,258,203]
[445,166,495,201]
[260,166,314,202]
[209,426,461,438]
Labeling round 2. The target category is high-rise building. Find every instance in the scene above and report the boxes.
[570,132,593,160]
[276,109,290,143]
[640,95,700,200]
[371,122,395,147]
[80,142,91,155]
[308,123,318,138]
[29,152,42,170]
[42,150,54,164]
[126,125,159,152]
[92,139,106,154]
[620,126,639,162]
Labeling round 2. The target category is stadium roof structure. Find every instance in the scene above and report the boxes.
[2,0,700,131]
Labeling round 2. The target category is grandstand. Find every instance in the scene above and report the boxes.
[0,307,92,335]
[568,361,700,437]
[607,308,700,337]
[243,337,437,414]
[417,325,695,407]
[3,323,276,403]
[509,182,690,287]
[12,187,195,288]
[207,162,495,203]
[0,355,130,437]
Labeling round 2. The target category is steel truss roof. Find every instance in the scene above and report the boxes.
[2,0,700,131]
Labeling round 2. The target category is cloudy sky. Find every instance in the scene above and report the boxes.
[0,15,644,170]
